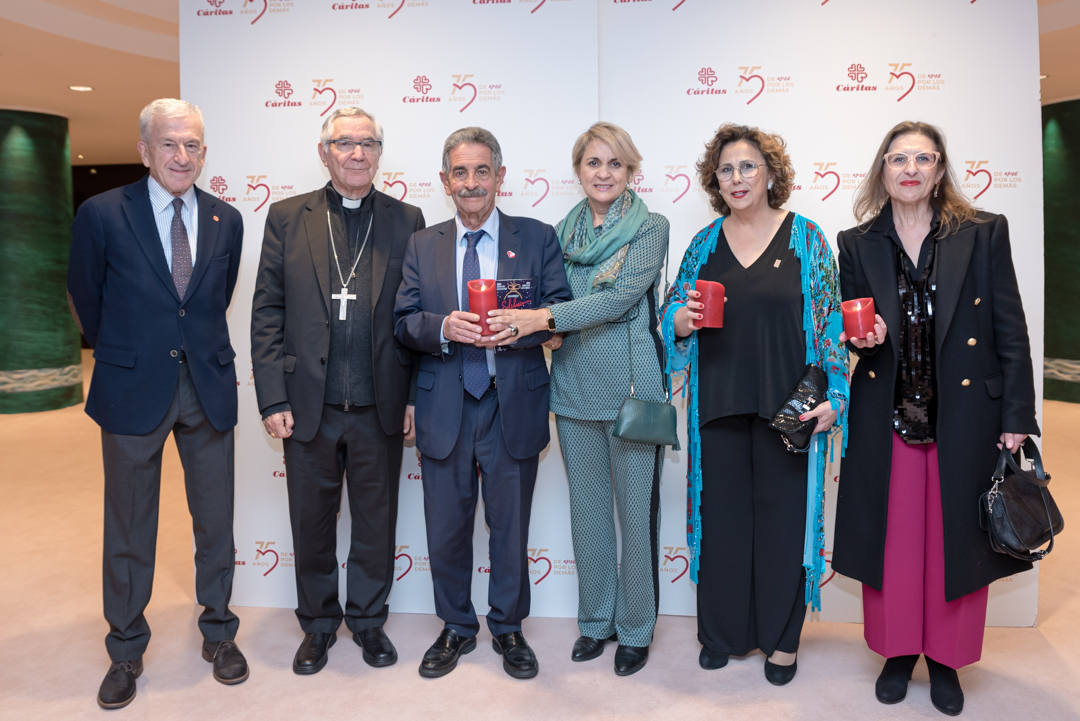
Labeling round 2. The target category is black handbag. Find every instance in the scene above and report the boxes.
[768,365,828,453]
[612,256,680,450]
[979,438,1064,562]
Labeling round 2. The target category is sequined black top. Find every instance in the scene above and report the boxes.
[889,212,940,444]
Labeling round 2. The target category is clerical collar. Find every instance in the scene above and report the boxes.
[327,183,372,210]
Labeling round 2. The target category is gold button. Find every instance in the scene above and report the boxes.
[967,337,977,346]
[974,297,981,306]
[961,378,971,387]
[868,370,876,379]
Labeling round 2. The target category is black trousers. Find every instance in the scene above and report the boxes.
[101,363,238,662]
[283,404,403,634]
[697,414,808,657]
[420,388,537,638]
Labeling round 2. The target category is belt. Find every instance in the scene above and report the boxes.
[488,376,497,390]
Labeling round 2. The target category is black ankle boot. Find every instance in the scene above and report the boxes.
[926,656,964,716]
[875,654,919,704]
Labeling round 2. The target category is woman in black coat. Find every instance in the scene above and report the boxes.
[833,120,1039,716]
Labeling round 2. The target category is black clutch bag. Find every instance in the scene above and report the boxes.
[979,438,1064,561]
[768,365,827,453]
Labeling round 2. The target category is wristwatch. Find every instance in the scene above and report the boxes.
[546,308,556,331]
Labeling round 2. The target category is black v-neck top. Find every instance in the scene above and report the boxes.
[696,212,804,424]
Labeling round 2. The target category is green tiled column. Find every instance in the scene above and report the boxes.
[1043,102,1080,403]
[0,110,82,413]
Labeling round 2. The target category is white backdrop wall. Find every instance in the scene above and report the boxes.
[180,0,1044,626]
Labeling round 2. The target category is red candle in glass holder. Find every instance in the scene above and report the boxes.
[695,279,725,328]
[467,279,498,335]
[841,297,876,339]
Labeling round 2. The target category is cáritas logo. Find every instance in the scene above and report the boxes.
[266,80,301,109]
[197,0,233,15]
[403,74,441,104]
[687,66,726,97]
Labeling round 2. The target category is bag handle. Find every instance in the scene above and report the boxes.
[625,240,672,403]
[992,437,1050,488]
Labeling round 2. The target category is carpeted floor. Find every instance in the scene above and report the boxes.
[1,351,1077,720]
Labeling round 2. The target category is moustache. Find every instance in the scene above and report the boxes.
[457,187,488,198]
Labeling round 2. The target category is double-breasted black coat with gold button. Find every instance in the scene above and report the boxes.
[833,205,1039,601]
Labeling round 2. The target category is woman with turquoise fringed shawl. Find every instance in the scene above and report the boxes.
[659,124,848,685]
[488,123,669,677]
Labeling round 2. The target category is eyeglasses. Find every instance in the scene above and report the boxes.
[327,137,383,154]
[883,151,940,169]
[716,161,765,182]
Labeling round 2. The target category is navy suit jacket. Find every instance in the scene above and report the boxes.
[67,175,243,435]
[393,211,572,460]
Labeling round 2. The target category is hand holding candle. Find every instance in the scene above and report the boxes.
[467,279,498,335]
[841,297,876,340]
[694,279,726,328]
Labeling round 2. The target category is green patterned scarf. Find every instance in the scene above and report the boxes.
[556,188,648,294]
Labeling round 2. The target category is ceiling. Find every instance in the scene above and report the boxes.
[3,0,1080,166]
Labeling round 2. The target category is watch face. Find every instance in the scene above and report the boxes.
[548,314,556,330]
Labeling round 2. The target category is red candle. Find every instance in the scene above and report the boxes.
[467,278,498,335]
[695,279,725,328]
[842,297,876,339]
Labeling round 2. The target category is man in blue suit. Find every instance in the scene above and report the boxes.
[394,127,571,680]
[68,98,247,709]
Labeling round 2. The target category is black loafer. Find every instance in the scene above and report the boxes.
[876,654,919,704]
[202,639,249,684]
[419,628,476,678]
[699,646,729,670]
[492,631,539,679]
[353,627,398,667]
[571,634,616,662]
[764,657,798,686]
[926,656,964,716]
[613,645,649,676]
[97,658,143,709]
[293,632,336,675]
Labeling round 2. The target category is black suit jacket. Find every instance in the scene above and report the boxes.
[251,187,425,442]
[833,207,1039,600]
[67,175,243,435]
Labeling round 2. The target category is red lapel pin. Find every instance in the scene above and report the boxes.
[213,215,220,222]
[506,250,516,258]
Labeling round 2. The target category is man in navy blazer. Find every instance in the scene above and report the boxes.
[67,98,247,710]
[394,127,571,680]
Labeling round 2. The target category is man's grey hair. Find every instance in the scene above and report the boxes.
[441,127,503,175]
[320,107,384,145]
[138,98,204,142]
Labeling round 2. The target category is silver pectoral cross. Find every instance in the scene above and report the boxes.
[332,286,357,321]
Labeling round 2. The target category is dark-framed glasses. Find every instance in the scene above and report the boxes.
[328,137,383,154]
[717,160,765,182]
[883,151,940,169]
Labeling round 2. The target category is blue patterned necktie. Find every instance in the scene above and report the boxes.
[461,230,490,399]
[170,197,193,298]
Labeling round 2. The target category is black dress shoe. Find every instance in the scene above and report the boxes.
[202,640,249,684]
[613,645,649,676]
[926,656,964,716]
[764,657,798,686]
[571,634,616,662]
[875,654,919,704]
[419,628,476,678]
[293,632,336,675]
[699,646,729,670]
[97,658,142,710]
[353,627,398,667]
[492,631,539,679]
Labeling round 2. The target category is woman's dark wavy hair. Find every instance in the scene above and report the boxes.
[696,124,793,216]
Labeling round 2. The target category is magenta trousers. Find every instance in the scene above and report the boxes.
[862,433,989,669]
